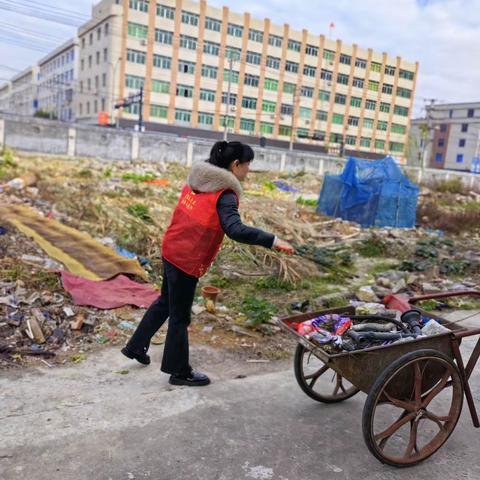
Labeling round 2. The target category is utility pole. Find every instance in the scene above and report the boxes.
[138,85,144,132]
[114,87,144,131]
[421,98,436,170]
[223,52,234,141]
[289,85,300,151]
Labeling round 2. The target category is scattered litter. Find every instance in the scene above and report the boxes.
[119,321,136,330]
[192,305,206,315]
[202,325,214,333]
[63,307,75,317]
[272,180,300,193]
[246,359,270,363]
[0,226,7,235]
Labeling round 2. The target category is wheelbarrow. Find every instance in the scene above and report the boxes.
[278,290,480,467]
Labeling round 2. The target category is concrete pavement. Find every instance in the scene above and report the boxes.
[1,315,479,480]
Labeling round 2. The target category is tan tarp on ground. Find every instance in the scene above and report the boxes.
[0,205,148,281]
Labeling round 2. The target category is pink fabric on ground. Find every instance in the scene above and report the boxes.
[60,271,159,309]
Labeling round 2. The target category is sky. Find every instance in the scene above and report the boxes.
[0,0,479,117]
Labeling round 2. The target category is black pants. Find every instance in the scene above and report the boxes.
[127,258,198,376]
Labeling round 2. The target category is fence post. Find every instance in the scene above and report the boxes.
[280,152,286,172]
[131,133,140,161]
[0,118,5,150]
[318,157,325,176]
[67,127,76,157]
[187,141,193,167]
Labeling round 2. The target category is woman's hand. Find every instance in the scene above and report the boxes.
[273,238,295,255]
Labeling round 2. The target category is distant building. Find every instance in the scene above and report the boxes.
[8,66,39,117]
[75,0,418,160]
[37,39,80,122]
[410,102,480,172]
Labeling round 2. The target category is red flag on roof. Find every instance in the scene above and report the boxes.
[329,22,336,28]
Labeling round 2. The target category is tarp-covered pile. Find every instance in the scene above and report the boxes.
[317,156,419,228]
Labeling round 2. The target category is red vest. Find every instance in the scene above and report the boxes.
[162,186,238,278]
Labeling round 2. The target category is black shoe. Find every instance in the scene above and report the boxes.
[121,346,151,365]
[169,371,210,387]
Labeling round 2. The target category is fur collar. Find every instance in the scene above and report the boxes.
[188,161,242,197]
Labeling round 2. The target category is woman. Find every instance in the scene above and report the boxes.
[122,141,294,386]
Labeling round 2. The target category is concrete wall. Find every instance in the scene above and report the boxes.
[1,113,479,192]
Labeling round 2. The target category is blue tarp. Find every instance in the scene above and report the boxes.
[317,156,419,228]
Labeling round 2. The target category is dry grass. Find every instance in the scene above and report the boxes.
[417,201,480,234]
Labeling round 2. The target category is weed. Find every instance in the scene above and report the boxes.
[296,196,318,207]
[0,263,27,281]
[255,276,294,291]
[209,276,231,289]
[77,168,93,178]
[321,295,348,308]
[126,203,153,223]
[32,270,60,290]
[103,167,113,178]
[0,146,16,167]
[432,178,466,195]
[241,295,277,328]
[354,236,388,257]
[367,261,400,276]
[122,172,157,183]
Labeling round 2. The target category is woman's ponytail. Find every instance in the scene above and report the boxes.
[207,141,254,170]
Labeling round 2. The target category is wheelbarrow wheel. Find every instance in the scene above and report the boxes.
[294,344,360,403]
[362,349,464,467]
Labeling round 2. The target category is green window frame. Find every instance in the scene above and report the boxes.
[368,80,379,92]
[350,96,362,108]
[323,49,335,61]
[150,104,168,118]
[205,17,221,32]
[201,64,218,79]
[319,90,330,102]
[375,139,385,150]
[203,41,220,56]
[380,102,390,113]
[288,39,301,52]
[129,0,148,13]
[181,11,199,26]
[264,78,278,91]
[127,49,146,64]
[389,141,404,152]
[346,135,356,145]
[220,115,235,128]
[377,120,388,131]
[283,82,296,94]
[316,110,328,121]
[363,118,374,129]
[370,62,381,73]
[198,112,214,125]
[223,69,239,83]
[175,109,192,123]
[240,118,255,132]
[242,97,257,110]
[128,22,148,39]
[332,113,344,125]
[260,122,274,135]
[391,123,406,134]
[262,100,276,113]
[180,34,197,50]
[279,125,292,136]
[176,84,193,98]
[153,54,171,69]
[151,79,169,94]
[157,5,175,19]
[249,29,263,42]
[125,74,145,89]
[394,105,409,117]
[155,29,173,44]
[178,60,195,74]
[360,137,371,147]
[299,107,312,119]
[227,23,243,37]
[199,89,215,102]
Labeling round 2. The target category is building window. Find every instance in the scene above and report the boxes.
[449,109,453,118]
[81,59,84,71]
[384,65,395,76]
[242,96,257,109]
[81,38,85,48]
[260,122,274,135]
[176,84,193,98]
[199,89,215,102]
[105,23,109,35]
[350,96,362,108]
[249,29,263,42]
[380,102,390,113]
[391,123,406,135]
[297,128,309,138]
[352,77,364,88]
[301,86,314,98]
[346,135,356,145]
[348,116,359,126]
[151,80,169,93]
[155,29,173,44]
[226,47,241,61]
[394,105,409,116]
[283,82,296,94]
[246,51,262,65]
[382,83,393,95]
[178,60,195,74]
[151,105,168,118]
[317,110,328,121]
[339,54,351,65]
[330,133,342,143]
[468,108,475,118]
[305,44,318,56]
[95,75,99,89]
[175,109,192,123]
[355,58,367,68]
[97,27,101,40]
[129,0,148,12]
[335,93,346,105]
[128,22,148,39]
[459,139,466,147]
[281,104,293,116]
[397,87,412,99]
[104,48,108,62]
[205,17,221,32]
[222,92,237,105]
[79,103,83,115]
[86,102,90,114]
[288,39,301,52]
[240,118,255,132]
[303,65,316,77]
[321,69,333,81]
[93,100,98,113]
[88,55,92,68]
[456,154,464,163]
[323,49,335,62]
[227,23,243,37]
[244,73,259,87]
[96,51,100,65]
[360,137,371,147]
[125,74,145,89]
[262,100,276,113]
[371,62,381,73]
[377,120,387,131]
[285,61,299,73]
[435,153,443,162]
[153,54,171,69]
[332,113,344,125]
[180,35,197,50]
[389,141,404,152]
[203,41,220,56]
[363,118,374,129]
[181,11,199,26]
[461,123,468,132]
[198,112,214,125]
[157,4,175,19]
[438,139,445,147]
[375,139,385,150]
[221,116,235,128]
[266,56,280,69]
[337,73,349,85]
[268,35,282,48]
[89,33,93,44]
[264,78,278,91]
[365,100,376,110]
[223,69,238,83]
[314,131,325,141]
[279,125,292,136]
[399,69,414,80]
[319,90,330,102]
[368,80,379,92]
[102,73,106,87]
